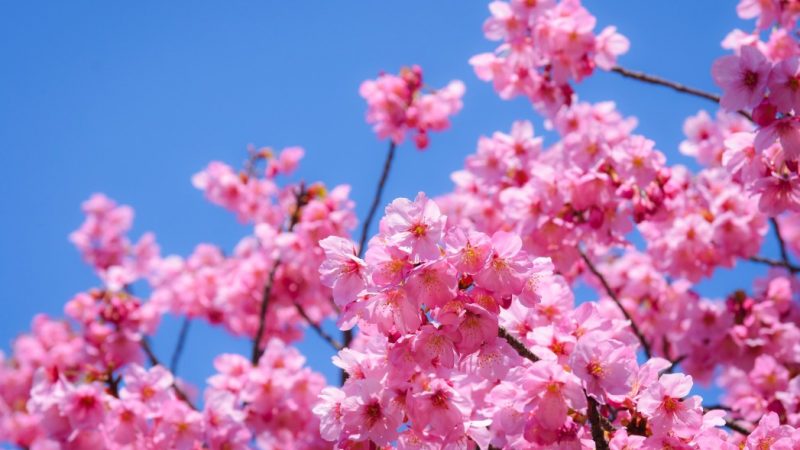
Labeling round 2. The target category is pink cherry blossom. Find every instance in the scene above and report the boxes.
[712,45,771,110]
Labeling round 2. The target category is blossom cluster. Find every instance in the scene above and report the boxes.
[710,1,800,214]
[2,339,326,449]
[437,103,671,274]
[471,0,629,116]
[315,192,800,448]
[359,65,465,149]
[7,0,800,449]
[154,148,356,345]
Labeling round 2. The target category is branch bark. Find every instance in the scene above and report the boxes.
[586,395,609,450]
[498,327,540,363]
[611,65,752,120]
[251,185,308,365]
[170,317,191,374]
[140,338,197,410]
[295,303,343,351]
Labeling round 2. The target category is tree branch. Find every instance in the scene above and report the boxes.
[723,419,751,435]
[251,185,308,365]
[586,394,609,450]
[498,327,540,363]
[170,317,191,374]
[140,338,197,410]
[748,255,800,273]
[611,65,752,120]
[578,248,653,359]
[356,141,397,259]
[771,217,792,268]
[295,303,342,351]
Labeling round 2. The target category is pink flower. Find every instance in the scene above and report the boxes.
[409,377,471,436]
[570,334,636,399]
[381,193,446,260]
[368,287,422,334]
[405,259,458,308]
[412,325,457,368]
[712,45,771,111]
[120,364,175,411]
[445,229,492,274]
[637,373,703,438]
[754,169,800,215]
[755,116,800,160]
[319,236,367,307]
[60,383,106,430]
[365,243,413,287]
[522,360,586,430]
[474,231,531,296]
[723,132,763,183]
[746,412,794,449]
[341,378,403,445]
[313,387,346,441]
[767,57,800,114]
[595,26,630,70]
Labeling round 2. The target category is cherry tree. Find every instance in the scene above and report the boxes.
[3,1,800,449]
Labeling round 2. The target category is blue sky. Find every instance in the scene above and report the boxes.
[0,1,776,402]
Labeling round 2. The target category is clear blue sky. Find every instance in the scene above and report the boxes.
[0,1,776,403]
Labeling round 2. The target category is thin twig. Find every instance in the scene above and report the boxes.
[140,339,197,410]
[748,255,800,273]
[251,260,282,364]
[771,217,792,267]
[498,327,540,363]
[703,404,733,412]
[170,317,191,374]
[723,419,751,435]
[251,184,308,365]
[611,66,720,102]
[579,248,652,359]
[295,303,342,351]
[666,355,687,373]
[702,407,752,435]
[356,141,397,258]
[586,394,609,450]
[105,372,120,398]
[611,66,753,120]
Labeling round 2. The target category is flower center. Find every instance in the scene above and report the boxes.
[364,400,383,427]
[744,70,759,88]
[411,223,428,237]
[587,361,604,378]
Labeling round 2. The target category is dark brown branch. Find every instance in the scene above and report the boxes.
[586,395,609,450]
[723,419,751,435]
[170,317,191,374]
[771,217,792,268]
[356,141,397,259]
[748,255,800,273]
[498,327,540,363]
[611,66,753,120]
[251,185,308,365]
[579,248,652,359]
[702,407,752,435]
[140,339,197,410]
[666,355,687,373]
[703,404,733,412]
[105,372,120,398]
[611,66,720,102]
[251,260,282,364]
[295,303,342,351]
